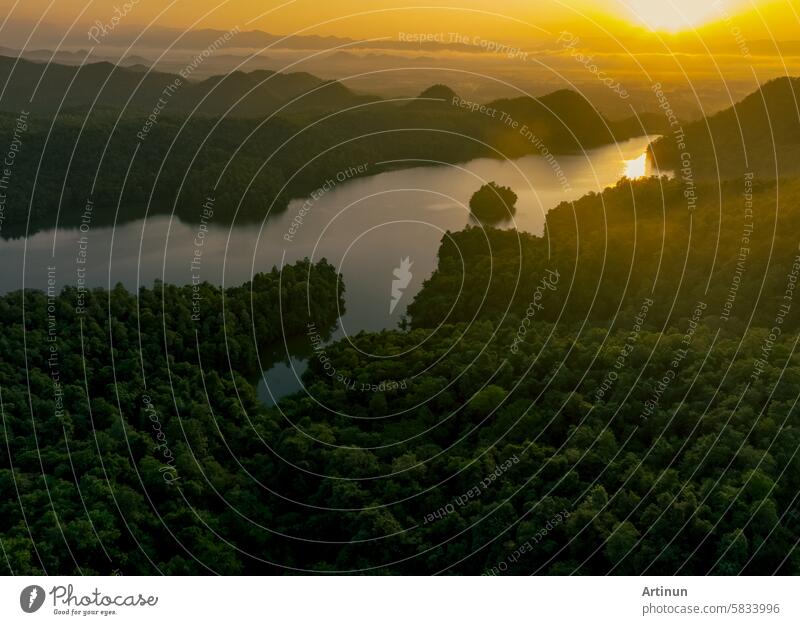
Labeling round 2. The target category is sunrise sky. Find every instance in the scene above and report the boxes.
[3,0,796,44]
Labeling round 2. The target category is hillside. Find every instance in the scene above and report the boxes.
[0,65,663,235]
[0,55,374,118]
[5,178,800,573]
[649,77,800,179]
[409,175,794,330]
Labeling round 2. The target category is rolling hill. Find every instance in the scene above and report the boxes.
[0,55,374,118]
[648,77,800,179]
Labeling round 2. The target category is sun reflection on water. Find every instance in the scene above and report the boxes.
[623,152,648,179]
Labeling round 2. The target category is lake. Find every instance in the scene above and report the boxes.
[0,135,663,404]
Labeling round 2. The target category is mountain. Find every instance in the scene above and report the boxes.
[416,84,459,101]
[0,46,152,69]
[0,61,663,236]
[38,23,478,54]
[486,89,614,151]
[0,56,374,118]
[122,55,154,67]
[481,89,668,154]
[0,52,662,139]
[649,77,800,179]
[405,84,461,111]
[0,46,91,64]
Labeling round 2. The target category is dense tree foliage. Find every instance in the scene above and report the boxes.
[410,175,799,331]
[3,67,799,576]
[0,67,663,236]
[0,56,375,119]
[649,77,800,179]
[0,260,343,574]
[469,182,518,223]
[4,174,800,574]
[4,312,799,574]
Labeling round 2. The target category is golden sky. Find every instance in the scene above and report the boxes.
[3,0,796,43]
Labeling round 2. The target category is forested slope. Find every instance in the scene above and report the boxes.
[4,177,800,574]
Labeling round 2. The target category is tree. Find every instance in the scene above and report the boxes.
[469,182,518,223]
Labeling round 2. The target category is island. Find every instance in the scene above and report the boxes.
[469,181,518,223]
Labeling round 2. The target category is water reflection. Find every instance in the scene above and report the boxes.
[623,153,648,179]
[257,136,667,405]
[622,149,665,180]
[0,135,667,406]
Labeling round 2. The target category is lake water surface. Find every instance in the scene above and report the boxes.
[0,135,663,404]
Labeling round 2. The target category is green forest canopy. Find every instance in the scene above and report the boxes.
[3,175,800,574]
[469,181,518,223]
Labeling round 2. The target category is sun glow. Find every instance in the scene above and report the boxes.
[623,0,727,32]
[623,153,648,179]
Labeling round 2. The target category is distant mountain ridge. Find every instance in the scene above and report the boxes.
[0,54,666,237]
[0,54,666,140]
[0,55,374,118]
[26,23,479,54]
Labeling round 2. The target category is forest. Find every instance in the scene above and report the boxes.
[0,58,666,236]
[3,52,800,576]
[3,173,800,574]
[648,77,800,179]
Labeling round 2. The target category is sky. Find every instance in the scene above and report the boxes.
[1,0,792,44]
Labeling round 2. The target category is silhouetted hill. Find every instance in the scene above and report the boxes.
[479,89,668,154]
[486,89,616,151]
[0,59,664,236]
[416,84,459,101]
[404,84,461,111]
[649,77,800,179]
[402,83,666,153]
[0,55,374,118]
